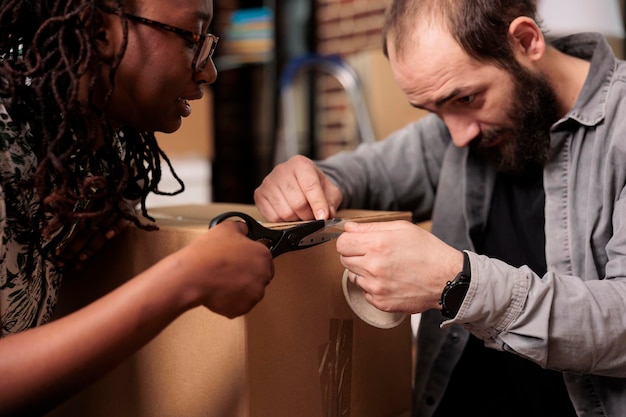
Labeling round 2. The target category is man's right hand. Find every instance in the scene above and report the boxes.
[254,155,343,221]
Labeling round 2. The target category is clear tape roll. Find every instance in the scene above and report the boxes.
[341,269,407,329]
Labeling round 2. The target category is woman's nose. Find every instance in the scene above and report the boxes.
[195,58,218,85]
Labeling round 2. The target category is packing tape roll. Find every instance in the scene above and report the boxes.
[341,269,407,329]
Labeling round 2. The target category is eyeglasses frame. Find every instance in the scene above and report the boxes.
[98,5,219,72]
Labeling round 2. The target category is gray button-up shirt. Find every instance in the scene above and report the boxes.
[318,33,626,416]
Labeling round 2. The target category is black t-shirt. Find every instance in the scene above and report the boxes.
[433,168,576,417]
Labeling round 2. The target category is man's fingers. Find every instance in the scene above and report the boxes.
[293,164,333,220]
[254,155,342,222]
[342,220,411,233]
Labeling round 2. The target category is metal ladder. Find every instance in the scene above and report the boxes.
[275,54,376,164]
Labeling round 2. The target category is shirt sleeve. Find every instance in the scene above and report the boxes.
[447,132,626,378]
[317,113,451,222]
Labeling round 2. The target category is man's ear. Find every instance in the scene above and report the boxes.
[508,16,546,64]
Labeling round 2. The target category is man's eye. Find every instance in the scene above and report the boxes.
[458,95,476,104]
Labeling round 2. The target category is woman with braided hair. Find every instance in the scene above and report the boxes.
[0,0,274,414]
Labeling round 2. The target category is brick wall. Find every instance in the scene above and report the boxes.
[317,0,388,56]
[311,0,391,159]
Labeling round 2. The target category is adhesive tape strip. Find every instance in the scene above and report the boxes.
[341,269,407,329]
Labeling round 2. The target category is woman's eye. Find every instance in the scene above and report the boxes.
[184,39,199,49]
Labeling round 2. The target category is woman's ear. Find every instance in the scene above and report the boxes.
[93,10,122,62]
[508,16,546,64]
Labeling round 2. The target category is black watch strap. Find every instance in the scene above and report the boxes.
[439,251,471,318]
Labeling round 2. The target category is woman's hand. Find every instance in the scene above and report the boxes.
[169,220,275,318]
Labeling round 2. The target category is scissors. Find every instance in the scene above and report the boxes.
[209,211,345,258]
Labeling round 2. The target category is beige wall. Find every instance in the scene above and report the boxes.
[154,86,214,160]
[349,50,428,141]
[147,87,214,208]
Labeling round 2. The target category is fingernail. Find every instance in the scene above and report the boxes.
[106,230,116,239]
[315,209,326,220]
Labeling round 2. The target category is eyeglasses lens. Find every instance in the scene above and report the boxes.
[194,35,218,72]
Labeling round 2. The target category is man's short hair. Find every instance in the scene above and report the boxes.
[382,0,540,71]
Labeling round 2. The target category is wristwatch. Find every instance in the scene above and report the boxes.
[439,251,471,318]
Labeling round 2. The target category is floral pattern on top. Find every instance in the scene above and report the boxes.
[0,104,62,336]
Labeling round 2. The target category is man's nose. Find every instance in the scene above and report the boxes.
[443,114,480,148]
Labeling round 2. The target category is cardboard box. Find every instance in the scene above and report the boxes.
[48,204,413,417]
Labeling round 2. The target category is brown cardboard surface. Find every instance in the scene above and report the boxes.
[48,204,413,417]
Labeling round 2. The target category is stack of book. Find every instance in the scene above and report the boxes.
[221,7,274,67]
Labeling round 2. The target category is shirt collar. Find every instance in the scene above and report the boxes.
[551,33,617,128]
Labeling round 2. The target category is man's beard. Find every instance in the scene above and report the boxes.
[471,63,561,174]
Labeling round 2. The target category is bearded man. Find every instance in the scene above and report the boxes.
[254,0,626,416]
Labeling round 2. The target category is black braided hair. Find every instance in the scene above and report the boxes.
[0,0,185,258]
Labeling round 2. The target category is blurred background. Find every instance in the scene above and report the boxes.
[146,0,626,209]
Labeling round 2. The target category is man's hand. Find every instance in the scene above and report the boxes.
[254,155,343,221]
[336,220,464,314]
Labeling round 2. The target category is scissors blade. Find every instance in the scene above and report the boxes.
[297,218,347,247]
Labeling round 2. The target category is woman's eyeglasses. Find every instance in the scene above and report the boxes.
[99,6,219,73]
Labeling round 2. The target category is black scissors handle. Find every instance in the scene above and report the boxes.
[209,211,325,258]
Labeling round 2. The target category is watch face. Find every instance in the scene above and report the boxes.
[441,252,471,318]
[442,281,470,318]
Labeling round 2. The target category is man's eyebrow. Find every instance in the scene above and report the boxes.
[434,88,461,107]
[410,88,463,111]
